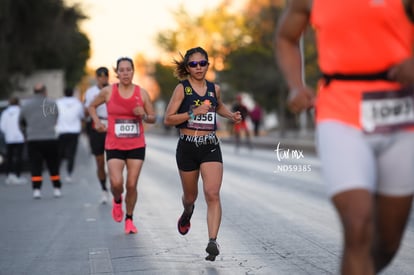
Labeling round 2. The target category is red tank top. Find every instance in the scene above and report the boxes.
[310,0,414,129]
[105,84,145,150]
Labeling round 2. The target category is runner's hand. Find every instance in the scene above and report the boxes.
[232,111,242,123]
[94,120,107,132]
[193,104,210,116]
[287,86,315,114]
[388,57,414,85]
[133,106,146,119]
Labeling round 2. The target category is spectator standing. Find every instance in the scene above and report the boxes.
[232,94,252,150]
[250,101,263,137]
[84,67,110,203]
[19,83,62,199]
[56,87,84,182]
[0,96,27,184]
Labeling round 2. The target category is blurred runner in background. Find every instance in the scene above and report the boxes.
[56,87,84,183]
[19,83,62,199]
[84,67,110,203]
[0,96,27,185]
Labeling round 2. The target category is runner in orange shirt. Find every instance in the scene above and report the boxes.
[276,1,414,274]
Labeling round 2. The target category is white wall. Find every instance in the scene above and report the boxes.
[11,70,65,99]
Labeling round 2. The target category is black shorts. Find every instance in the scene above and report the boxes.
[176,134,222,171]
[88,128,106,156]
[106,147,146,161]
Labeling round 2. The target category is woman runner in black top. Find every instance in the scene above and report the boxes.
[164,47,241,261]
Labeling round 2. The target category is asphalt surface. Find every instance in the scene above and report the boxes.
[160,126,316,153]
[0,131,320,275]
[0,129,412,275]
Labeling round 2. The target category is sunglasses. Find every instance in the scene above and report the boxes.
[187,60,209,68]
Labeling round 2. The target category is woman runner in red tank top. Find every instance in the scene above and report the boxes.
[105,83,146,150]
[88,57,156,234]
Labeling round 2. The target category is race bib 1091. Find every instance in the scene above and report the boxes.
[361,86,414,133]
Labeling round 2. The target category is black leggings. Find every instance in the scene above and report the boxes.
[27,140,61,189]
[58,133,79,175]
[6,143,24,177]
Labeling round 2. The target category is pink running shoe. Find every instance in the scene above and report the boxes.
[125,219,138,234]
[177,205,194,235]
[112,196,123,223]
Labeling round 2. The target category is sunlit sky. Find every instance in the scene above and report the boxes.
[66,0,236,70]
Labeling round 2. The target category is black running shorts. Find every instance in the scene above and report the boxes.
[176,134,223,171]
[106,147,146,161]
[88,128,106,156]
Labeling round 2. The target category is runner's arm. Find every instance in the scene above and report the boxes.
[275,0,315,113]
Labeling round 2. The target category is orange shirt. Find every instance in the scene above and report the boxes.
[310,0,414,128]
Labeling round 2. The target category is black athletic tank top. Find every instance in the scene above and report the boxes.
[176,79,218,131]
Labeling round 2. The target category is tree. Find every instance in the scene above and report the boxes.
[0,0,90,97]
[219,0,285,111]
[155,1,249,84]
[152,0,319,131]
[221,0,318,131]
[152,62,178,102]
[219,46,280,104]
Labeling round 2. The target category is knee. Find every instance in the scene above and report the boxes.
[343,215,373,249]
[182,194,197,205]
[204,190,220,203]
[110,174,122,187]
[125,183,137,194]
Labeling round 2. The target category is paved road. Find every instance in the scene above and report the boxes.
[0,133,413,275]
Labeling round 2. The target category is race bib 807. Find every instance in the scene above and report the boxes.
[114,119,139,138]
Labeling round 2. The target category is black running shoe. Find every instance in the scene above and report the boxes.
[177,205,194,235]
[205,239,220,261]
